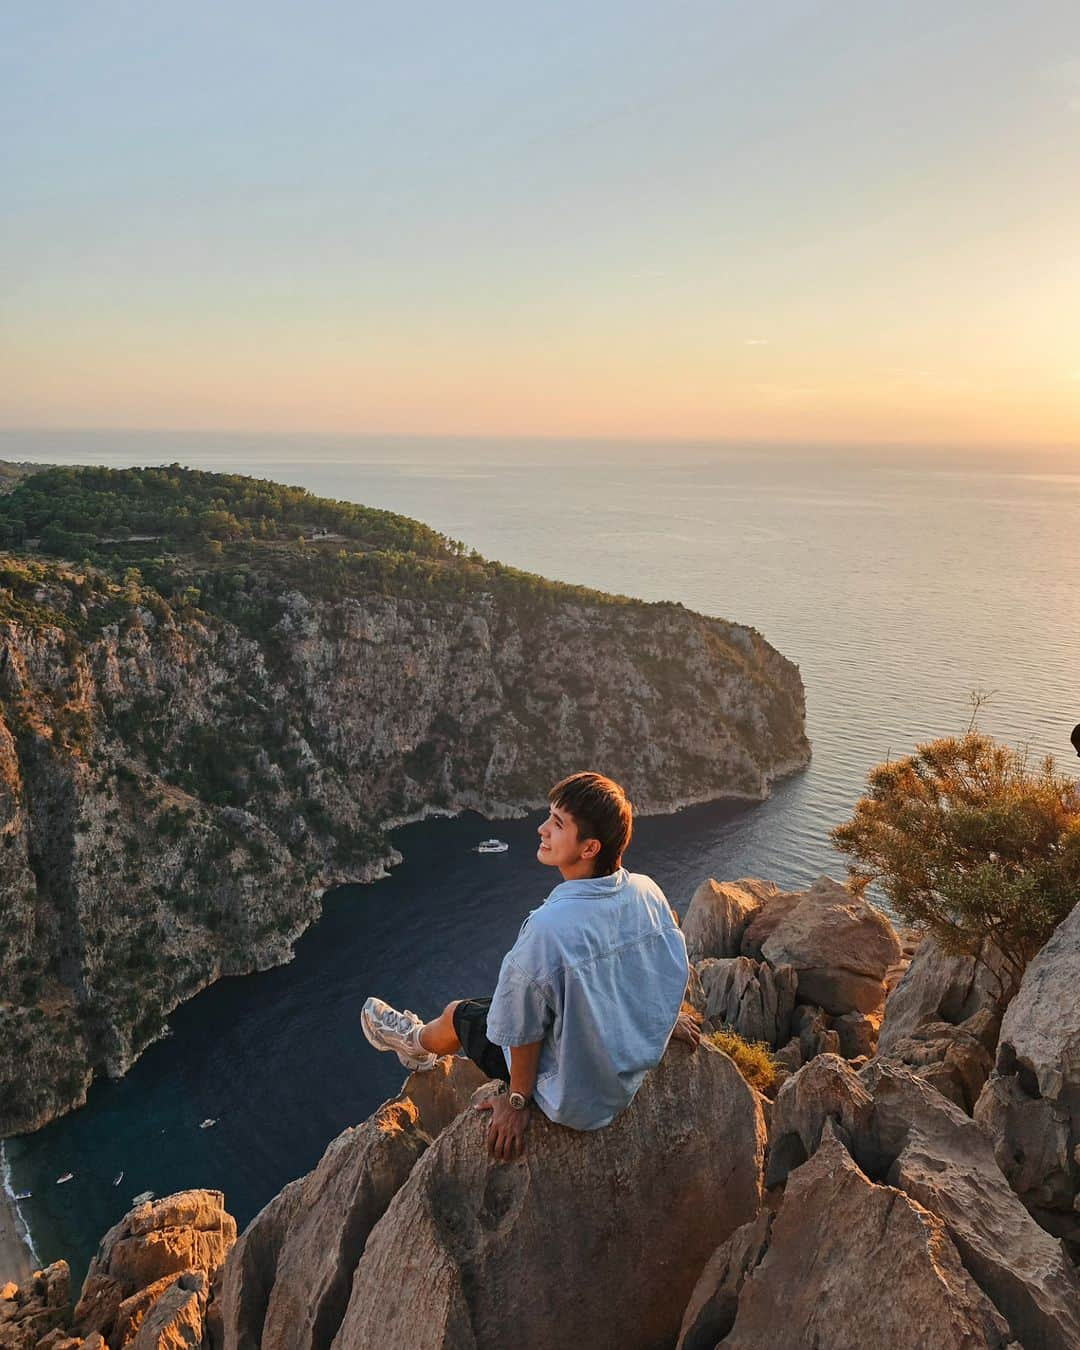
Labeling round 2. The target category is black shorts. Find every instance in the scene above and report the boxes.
[453,997,511,1084]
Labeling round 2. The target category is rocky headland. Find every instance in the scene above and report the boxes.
[4,870,1077,1349]
[0,463,810,1137]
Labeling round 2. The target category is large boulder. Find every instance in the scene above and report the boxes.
[878,934,1009,1054]
[685,1123,1013,1349]
[684,879,783,962]
[697,956,797,1047]
[74,1190,235,1345]
[219,1055,485,1350]
[332,1043,767,1350]
[975,900,1080,1249]
[739,891,804,960]
[760,877,902,1016]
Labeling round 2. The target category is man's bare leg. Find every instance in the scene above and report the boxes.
[416,1000,464,1055]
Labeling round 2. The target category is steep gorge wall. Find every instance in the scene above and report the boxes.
[0,567,809,1135]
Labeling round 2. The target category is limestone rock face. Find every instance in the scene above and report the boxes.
[0,554,810,1137]
[707,1124,1013,1349]
[697,956,797,1047]
[683,879,783,962]
[878,934,1009,1054]
[73,1190,235,1346]
[219,1057,485,1350]
[974,900,1080,1248]
[760,877,902,1016]
[333,1044,766,1350]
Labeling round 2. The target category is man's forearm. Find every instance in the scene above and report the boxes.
[509,1040,543,1098]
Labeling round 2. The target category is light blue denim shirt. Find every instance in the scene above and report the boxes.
[485,868,689,1131]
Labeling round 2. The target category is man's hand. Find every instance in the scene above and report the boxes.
[474,1092,530,1162]
[671,1011,702,1049]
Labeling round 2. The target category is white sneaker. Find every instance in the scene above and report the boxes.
[361,997,437,1071]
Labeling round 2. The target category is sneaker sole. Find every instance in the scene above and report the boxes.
[361,1001,437,1071]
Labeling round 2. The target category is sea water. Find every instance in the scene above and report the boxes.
[2,432,1078,1282]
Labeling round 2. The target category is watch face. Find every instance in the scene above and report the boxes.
[508,1092,527,1109]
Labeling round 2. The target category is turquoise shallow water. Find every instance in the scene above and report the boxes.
[2,432,1078,1282]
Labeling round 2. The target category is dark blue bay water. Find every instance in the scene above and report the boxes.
[3,431,1079,1281]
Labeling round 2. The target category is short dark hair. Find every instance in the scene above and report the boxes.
[1072,723,1080,757]
[548,771,633,877]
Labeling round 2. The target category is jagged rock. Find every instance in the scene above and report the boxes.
[73,1191,235,1343]
[832,1010,878,1060]
[220,1057,484,1350]
[878,934,1010,1054]
[773,1037,802,1073]
[333,1044,766,1350]
[760,877,902,1015]
[862,1060,1080,1349]
[34,1332,83,1350]
[0,1262,71,1350]
[766,1054,875,1187]
[684,879,780,962]
[129,1270,206,1349]
[879,1010,997,1114]
[709,1123,1013,1348]
[697,956,796,1047]
[791,1004,839,1061]
[974,900,1080,1248]
[675,1210,772,1350]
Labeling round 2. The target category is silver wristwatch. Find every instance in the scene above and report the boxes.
[507,1090,530,1110]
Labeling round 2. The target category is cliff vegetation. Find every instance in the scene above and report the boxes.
[0,464,810,1136]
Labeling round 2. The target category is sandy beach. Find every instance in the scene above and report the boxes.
[0,1161,36,1287]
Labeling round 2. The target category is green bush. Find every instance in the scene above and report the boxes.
[831,732,1080,997]
[706,1028,781,1094]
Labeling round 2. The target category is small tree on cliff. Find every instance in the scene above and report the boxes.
[831,732,1080,999]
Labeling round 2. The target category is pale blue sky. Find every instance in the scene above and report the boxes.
[3,2,1079,445]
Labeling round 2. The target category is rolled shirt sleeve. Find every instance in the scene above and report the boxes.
[486,953,554,1047]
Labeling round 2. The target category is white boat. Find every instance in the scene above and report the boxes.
[113,1172,124,1186]
[475,839,509,854]
[132,1190,154,1204]
[13,1190,31,1201]
[56,1173,73,1184]
[199,1118,216,1129]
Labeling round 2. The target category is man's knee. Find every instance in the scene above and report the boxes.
[441,999,464,1022]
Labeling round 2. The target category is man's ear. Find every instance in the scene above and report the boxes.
[582,837,601,860]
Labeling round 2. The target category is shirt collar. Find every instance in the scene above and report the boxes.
[544,867,629,904]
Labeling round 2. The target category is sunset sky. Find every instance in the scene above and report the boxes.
[3,2,1079,449]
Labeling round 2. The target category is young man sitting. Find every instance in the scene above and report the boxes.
[362,770,699,1162]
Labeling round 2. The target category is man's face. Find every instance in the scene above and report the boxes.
[537,802,598,872]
